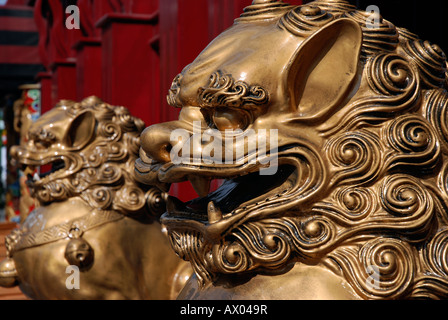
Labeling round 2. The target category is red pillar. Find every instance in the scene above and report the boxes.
[33,0,84,107]
[207,0,253,41]
[74,38,102,100]
[159,0,209,123]
[35,72,52,114]
[96,12,159,125]
[50,59,77,104]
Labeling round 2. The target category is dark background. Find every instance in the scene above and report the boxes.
[304,0,448,53]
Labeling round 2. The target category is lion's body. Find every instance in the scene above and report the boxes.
[13,199,184,300]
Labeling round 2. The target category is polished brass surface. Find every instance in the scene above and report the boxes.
[0,97,191,299]
[136,0,448,299]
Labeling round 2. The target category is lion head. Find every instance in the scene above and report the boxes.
[12,96,165,220]
[135,0,448,299]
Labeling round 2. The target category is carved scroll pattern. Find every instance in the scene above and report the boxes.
[279,5,334,37]
[320,53,421,136]
[424,89,448,152]
[343,10,399,58]
[326,239,416,300]
[198,71,269,110]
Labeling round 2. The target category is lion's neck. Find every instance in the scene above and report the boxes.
[177,263,361,300]
[21,197,92,234]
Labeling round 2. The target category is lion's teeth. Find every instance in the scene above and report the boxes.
[189,176,211,197]
[33,173,40,181]
[207,201,222,224]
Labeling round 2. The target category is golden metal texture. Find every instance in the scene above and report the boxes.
[0,96,191,300]
[136,0,448,299]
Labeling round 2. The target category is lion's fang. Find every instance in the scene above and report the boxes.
[189,176,211,197]
[207,201,222,224]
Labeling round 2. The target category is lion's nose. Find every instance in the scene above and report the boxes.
[140,124,175,164]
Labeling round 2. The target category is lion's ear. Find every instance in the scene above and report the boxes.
[66,111,96,149]
[286,18,362,120]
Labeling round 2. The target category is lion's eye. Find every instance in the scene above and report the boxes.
[212,108,250,131]
[30,129,56,149]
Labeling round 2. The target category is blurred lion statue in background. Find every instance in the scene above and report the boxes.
[0,96,191,300]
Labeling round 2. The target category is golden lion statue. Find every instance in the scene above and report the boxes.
[0,96,191,300]
[135,0,448,299]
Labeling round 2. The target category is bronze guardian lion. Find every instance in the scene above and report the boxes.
[136,0,448,299]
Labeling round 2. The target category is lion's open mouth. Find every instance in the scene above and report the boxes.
[134,144,319,239]
[10,144,79,190]
[25,160,66,186]
[20,158,67,188]
[164,164,297,223]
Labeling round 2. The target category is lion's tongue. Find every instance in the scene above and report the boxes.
[185,165,295,215]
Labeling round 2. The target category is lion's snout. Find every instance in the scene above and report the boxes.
[140,124,175,164]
